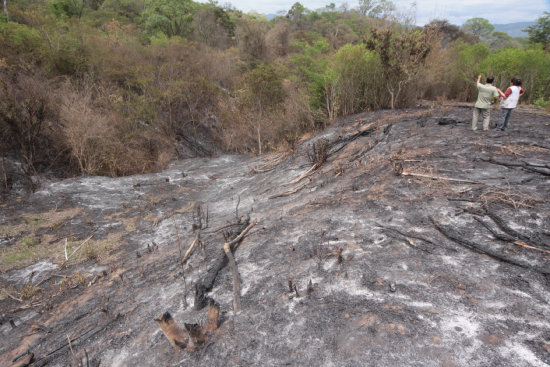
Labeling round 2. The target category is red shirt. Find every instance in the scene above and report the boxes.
[504,87,525,97]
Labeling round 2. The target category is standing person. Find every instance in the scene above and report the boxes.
[495,78,525,131]
[472,74,499,131]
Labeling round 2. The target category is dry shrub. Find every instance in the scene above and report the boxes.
[218,82,316,153]
[266,21,291,59]
[60,81,174,176]
[0,71,66,176]
[479,188,540,209]
[20,282,39,300]
[236,22,268,62]
[307,139,329,165]
[201,47,240,90]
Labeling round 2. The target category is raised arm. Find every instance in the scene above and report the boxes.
[476,74,482,84]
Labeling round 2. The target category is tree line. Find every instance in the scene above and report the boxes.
[0,0,549,181]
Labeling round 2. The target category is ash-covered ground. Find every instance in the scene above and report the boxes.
[1,103,550,367]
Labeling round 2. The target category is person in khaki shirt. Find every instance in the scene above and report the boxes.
[472,74,499,131]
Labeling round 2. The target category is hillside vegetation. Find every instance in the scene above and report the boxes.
[0,0,549,184]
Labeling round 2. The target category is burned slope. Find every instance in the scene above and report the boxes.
[1,104,550,367]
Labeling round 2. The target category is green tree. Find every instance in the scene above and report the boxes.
[488,31,513,50]
[240,64,286,153]
[461,18,494,40]
[290,37,330,109]
[286,2,308,29]
[365,27,434,109]
[525,12,550,48]
[141,0,196,37]
[331,44,381,116]
[50,0,85,19]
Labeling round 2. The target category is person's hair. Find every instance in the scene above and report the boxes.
[513,78,522,86]
[511,78,516,84]
[486,76,494,83]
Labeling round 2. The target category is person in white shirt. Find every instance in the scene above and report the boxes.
[495,78,525,131]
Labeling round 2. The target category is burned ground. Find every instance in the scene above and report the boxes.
[1,103,550,366]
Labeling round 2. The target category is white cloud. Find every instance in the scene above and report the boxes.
[392,0,548,25]
[218,0,548,26]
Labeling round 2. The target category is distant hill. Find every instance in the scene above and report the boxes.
[493,22,534,38]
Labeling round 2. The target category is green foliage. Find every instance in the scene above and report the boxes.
[141,0,196,37]
[21,236,40,247]
[331,44,382,115]
[290,38,331,108]
[100,0,145,22]
[461,18,494,40]
[241,63,286,112]
[481,47,550,103]
[50,0,85,19]
[366,27,433,108]
[2,0,550,175]
[0,21,44,60]
[533,97,548,108]
[525,12,550,47]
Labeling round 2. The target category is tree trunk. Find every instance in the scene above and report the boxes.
[3,0,8,20]
[257,123,262,155]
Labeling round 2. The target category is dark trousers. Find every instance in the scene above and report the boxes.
[496,108,513,130]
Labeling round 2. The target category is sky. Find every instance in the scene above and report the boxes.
[222,0,550,26]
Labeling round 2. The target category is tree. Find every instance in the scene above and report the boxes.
[488,31,513,50]
[141,0,196,37]
[192,6,234,48]
[3,0,8,20]
[358,0,394,18]
[461,18,494,40]
[525,12,550,48]
[50,0,85,19]
[240,64,286,153]
[286,2,308,29]
[365,27,434,109]
[424,19,476,47]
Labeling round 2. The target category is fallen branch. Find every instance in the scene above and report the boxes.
[64,238,68,261]
[473,216,550,255]
[8,301,42,313]
[223,242,241,312]
[183,233,200,263]
[401,171,479,184]
[377,224,440,251]
[32,325,105,366]
[61,233,94,267]
[284,163,320,186]
[249,153,286,174]
[224,219,258,312]
[481,157,550,176]
[430,216,549,275]
[10,352,33,367]
[269,181,309,199]
[193,219,256,311]
[227,219,258,249]
[483,209,548,248]
[2,289,23,303]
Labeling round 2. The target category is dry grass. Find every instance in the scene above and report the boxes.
[20,282,40,300]
[479,187,541,209]
[0,221,123,272]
